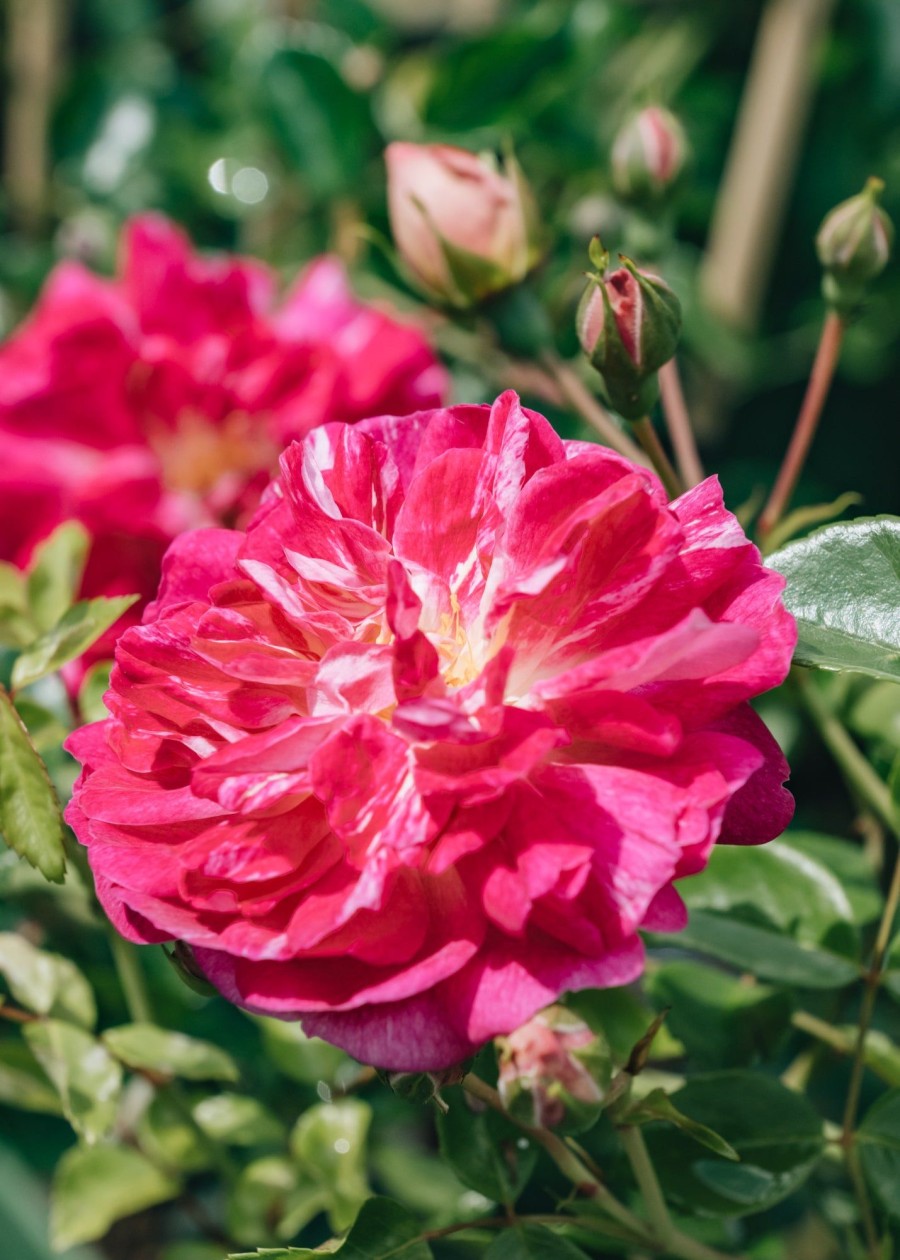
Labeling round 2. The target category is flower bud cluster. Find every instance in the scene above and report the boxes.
[497,1006,611,1134]
[577,239,681,420]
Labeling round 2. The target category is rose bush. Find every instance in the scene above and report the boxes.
[0,213,445,659]
[66,391,794,1071]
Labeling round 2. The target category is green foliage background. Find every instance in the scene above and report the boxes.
[1,2,900,1259]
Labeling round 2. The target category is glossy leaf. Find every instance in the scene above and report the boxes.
[783,831,883,925]
[102,1022,239,1081]
[858,1089,900,1219]
[0,933,95,1028]
[650,961,793,1067]
[11,595,137,691]
[643,1071,824,1217]
[485,1222,591,1259]
[436,1087,537,1206]
[228,1196,433,1259]
[0,563,34,649]
[51,1144,179,1250]
[622,1088,739,1160]
[768,517,900,681]
[23,1020,122,1144]
[0,689,66,882]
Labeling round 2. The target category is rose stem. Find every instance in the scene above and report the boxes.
[541,352,650,466]
[795,669,898,1258]
[461,1074,744,1260]
[659,360,704,487]
[757,310,846,538]
[632,417,685,499]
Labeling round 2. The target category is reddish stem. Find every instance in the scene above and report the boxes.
[757,310,846,537]
[659,360,704,487]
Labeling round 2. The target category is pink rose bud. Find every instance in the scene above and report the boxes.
[612,106,688,205]
[497,1006,611,1134]
[385,142,542,308]
[577,238,682,420]
[817,176,894,314]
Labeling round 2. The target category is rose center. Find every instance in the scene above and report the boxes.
[149,411,277,496]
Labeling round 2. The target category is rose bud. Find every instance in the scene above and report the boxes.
[497,1006,612,1135]
[817,177,894,314]
[612,106,688,205]
[577,239,682,420]
[385,142,542,308]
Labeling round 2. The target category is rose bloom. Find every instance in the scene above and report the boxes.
[0,213,445,659]
[67,391,795,1071]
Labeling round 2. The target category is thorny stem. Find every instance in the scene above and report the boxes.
[540,352,649,467]
[461,1074,745,1260]
[632,416,685,499]
[757,310,846,537]
[659,359,705,487]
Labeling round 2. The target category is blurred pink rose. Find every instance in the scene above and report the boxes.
[0,214,446,663]
[386,142,540,305]
[67,391,794,1071]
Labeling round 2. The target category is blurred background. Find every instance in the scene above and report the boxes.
[2,0,899,513]
[1,3,900,1257]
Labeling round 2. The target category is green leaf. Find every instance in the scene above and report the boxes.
[77,661,113,724]
[12,698,68,755]
[652,841,862,989]
[663,911,859,989]
[0,688,66,883]
[0,1042,62,1114]
[135,1091,211,1174]
[11,595,137,691]
[194,1093,285,1146]
[436,1087,537,1206]
[858,1089,900,1219]
[257,1016,353,1086]
[485,1222,591,1259]
[51,1143,179,1250]
[102,1022,239,1081]
[643,1071,824,1217]
[621,1088,739,1160]
[768,517,900,680]
[23,1020,122,1144]
[226,1156,318,1247]
[648,962,793,1068]
[26,522,90,634]
[291,1099,372,1232]
[228,1196,433,1259]
[0,933,95,1028]
[783,831,883,925]
[0,563,34,649]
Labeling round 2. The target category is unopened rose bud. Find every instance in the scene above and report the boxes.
[577,239,682,420]
[817,177,893,314]
[612,106,688,205]
[385,142,543,308]
[497,1006,611,1135]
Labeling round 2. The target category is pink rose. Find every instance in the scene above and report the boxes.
[0,214,446,666]
[66,391,795,1071]
[386,143,540,306]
